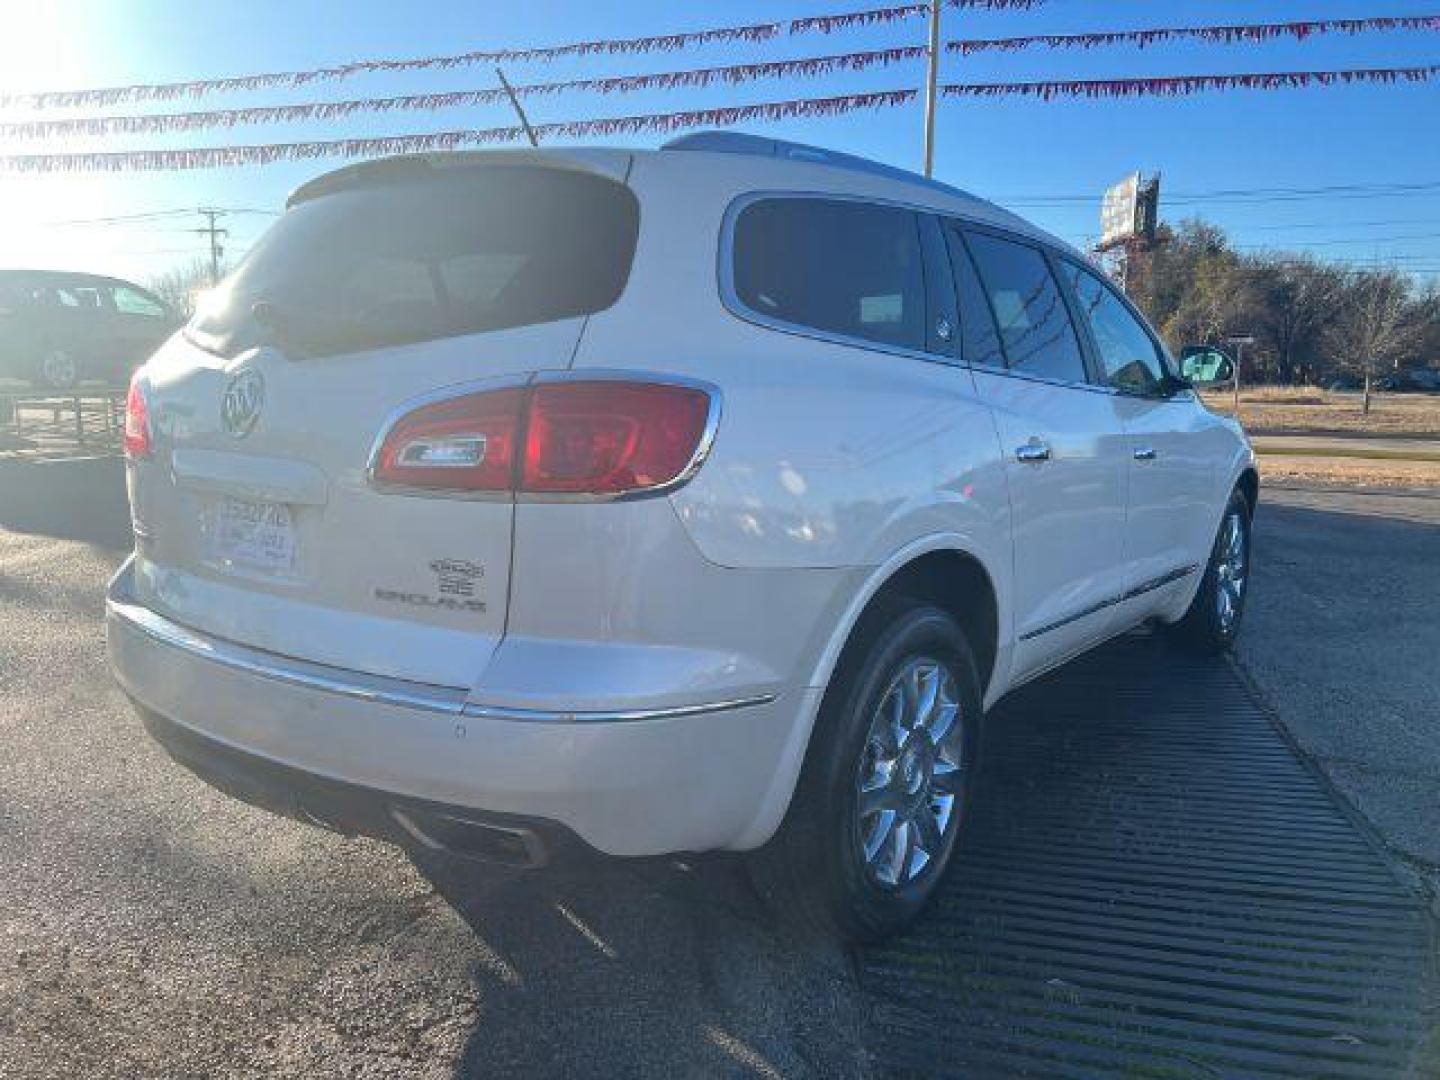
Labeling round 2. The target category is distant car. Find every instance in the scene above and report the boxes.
[1380,370,1440,393]
[0,269,178,390]
[1327,376,1362,392]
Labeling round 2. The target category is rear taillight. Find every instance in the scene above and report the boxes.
[371,380,713,497]
[372,387,524,493]
[123,376,152,459]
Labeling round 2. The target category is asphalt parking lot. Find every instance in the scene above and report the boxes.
[1,460,1436,1077]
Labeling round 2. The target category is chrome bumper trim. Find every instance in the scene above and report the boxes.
[106,557,777,724]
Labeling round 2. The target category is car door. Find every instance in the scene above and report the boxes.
[1056,260,1218,617]
[946,223,1130,682]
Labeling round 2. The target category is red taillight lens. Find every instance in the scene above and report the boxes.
[372,387,525,492]
[371,380,712,496]
[523,382,711,494]
[123,377,152,459]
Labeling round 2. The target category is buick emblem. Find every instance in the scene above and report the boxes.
[221,369,265,438]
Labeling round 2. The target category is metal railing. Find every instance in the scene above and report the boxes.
[0,389,126,458]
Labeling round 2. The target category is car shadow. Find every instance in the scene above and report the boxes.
[411,850,869,1079]
[0,456,132,550]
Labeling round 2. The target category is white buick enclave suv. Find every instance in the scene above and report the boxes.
[107,133,1255,940]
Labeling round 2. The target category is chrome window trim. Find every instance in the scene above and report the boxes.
[363,369,724,504]
[107,558,775,723]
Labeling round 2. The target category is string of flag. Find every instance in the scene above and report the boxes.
[4,65,1438,173]
[0,91,920,173]
[0,0,1040,110]
[0,48,926,141]
[941,65,1440,101]
[7,13,1437,143]
[951,14,1440,55]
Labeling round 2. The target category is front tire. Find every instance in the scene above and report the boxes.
[752,600,983,943]
[1169,488,1252,653]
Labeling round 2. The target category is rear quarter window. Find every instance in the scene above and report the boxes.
[729,196,927,352]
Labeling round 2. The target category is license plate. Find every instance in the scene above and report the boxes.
[212,497,296,572]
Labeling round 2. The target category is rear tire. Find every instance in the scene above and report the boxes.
[1168,488,1252,654]
[751,599,983,943]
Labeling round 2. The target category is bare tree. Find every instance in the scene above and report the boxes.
[1245,257,1346,385]
[1332,269,1421,414]
[148,257,227,321]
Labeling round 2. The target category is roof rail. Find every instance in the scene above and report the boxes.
[661,131,974,199]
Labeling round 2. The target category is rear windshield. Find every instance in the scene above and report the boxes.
[187,166,639,359]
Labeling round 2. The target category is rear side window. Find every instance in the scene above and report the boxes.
[942,223,1005,369]
[188,166,640,359]
[731,197,926,352]
[964,231,1087,384]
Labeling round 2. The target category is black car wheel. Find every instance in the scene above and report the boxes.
[752,598,983,942]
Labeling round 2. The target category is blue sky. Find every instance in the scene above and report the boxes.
[1,0,1438,284]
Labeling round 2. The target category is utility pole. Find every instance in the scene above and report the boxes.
[496,68,539,148]
[922,0,942,177]
[196,208,228,285]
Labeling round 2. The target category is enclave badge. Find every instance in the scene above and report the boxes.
[221,369,265,438]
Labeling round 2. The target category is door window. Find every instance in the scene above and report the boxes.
[1060,263,1167,394]
[113,285,169,319]
[964,232,1087,384]
[731,197,927,352]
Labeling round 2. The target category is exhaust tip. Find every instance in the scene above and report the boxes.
[390,807,548,869]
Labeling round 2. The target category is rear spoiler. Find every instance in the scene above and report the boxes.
[286,149,634,209]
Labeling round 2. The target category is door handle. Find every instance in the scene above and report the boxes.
[1015,438,1051,464]
[1133,447,1157,461]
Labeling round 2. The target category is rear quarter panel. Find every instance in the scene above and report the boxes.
[571,152,1015,695]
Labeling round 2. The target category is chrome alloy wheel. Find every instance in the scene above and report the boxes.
[855,657,966,888]
[1215,509,1248,634]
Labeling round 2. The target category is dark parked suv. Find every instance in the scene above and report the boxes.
[0,269,177,390]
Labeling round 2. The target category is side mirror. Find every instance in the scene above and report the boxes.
[1180,346,1235,387]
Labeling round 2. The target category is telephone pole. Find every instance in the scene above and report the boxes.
[196,208,228,285]
[922,0,942,177]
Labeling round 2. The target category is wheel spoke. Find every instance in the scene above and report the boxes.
[885,819,912,885]
[859,780,897,818]
[928,700,959,745]
[914,665,939,732]
[862,809,897,864]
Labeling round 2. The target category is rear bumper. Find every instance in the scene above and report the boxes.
[106,558,814,857]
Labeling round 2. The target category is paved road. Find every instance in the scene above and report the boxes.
[0,461,867,1079]
[0,462,1434,1077]
[1238,484,1440,896]
[1252,434,1440,461]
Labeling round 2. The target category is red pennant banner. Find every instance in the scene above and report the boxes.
[0,49,927,142]
[0,2,1041,111]
[0,90,919,174]
[943,66,1440,101]
[951,16,1440,56]
[794,0,1045,36]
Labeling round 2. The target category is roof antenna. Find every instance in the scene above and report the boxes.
[495,67,540,148]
